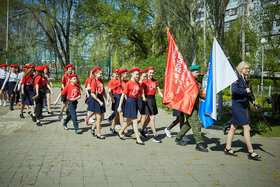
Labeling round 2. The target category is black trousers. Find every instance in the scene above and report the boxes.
[34,90,43,120]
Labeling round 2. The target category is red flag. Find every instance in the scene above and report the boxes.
[162,27,199,115]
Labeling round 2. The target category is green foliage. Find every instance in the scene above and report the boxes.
[251,120,268,135]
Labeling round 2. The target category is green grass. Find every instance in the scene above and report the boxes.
[261,126,280,137]
[155,94,172,115]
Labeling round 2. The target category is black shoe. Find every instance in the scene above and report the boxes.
[175,138,187,146]
[136,141,145,145]
[9,107,14,111]
[195,144,208,152]
[36,122,42,126]
[224,148,237,156]
[124,132,132,137]
[91,129,95,137]
[32,115,36,122]
[110,128,116,134]
[118,132,125,140]
[153,135,162,143]
[66,109,69,115]
[20,113,25,118]
[48,111,53,114]
[139,130,147,138]
[27,111,31,115]
[96,135,105,139]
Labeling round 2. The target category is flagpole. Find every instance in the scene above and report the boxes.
[214,38,272,131]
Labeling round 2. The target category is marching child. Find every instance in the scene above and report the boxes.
[140,66,163,143]
[43,65,54,114]
[32,66,45,126]
[2,64,18,111]
[107,68,119,133]
[0,64,8,106]
[54,74,82,134]
[86,67,108,139]
[20,67,35,119]
[117,68,144,145]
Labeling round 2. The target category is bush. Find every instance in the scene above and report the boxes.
[251,121,268,135]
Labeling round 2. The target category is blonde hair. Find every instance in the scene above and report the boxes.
[236,61,250,74]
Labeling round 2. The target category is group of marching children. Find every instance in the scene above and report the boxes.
[0,63,55,126]
[82,66,163,145]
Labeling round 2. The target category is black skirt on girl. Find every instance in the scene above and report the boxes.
[61,88,67,102]
[33,89,44,119]
[7,82,17,95]
[0,79,7,90]
[22,85,34,106]
[142,95,158,115]
[138,96,145,115]
[173,109,184,117]
[124,97,138,119]
[114,94,126,113]
[87,93,106,113]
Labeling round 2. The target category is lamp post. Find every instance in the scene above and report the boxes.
[260,38,267,97]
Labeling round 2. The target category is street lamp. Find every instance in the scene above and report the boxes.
[261,38,267,97]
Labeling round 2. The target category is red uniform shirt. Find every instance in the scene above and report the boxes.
[42,77,48,86]
[123,80,142,98]
[61,83,81,100]
[34,76,43,89]
[142,79,159,95]
[85,77,93,88]
[62,74,80,86]
[21,75,34,86]
[91,79,104,95]
[108,78,119,94]
[112,80,127,95]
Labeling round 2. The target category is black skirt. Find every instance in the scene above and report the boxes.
[124,97,138,119]
[138,96,145,115]
[232,100,250,125]
[0,79,8,90]
[142,95,158,115]
[43,85,51,94]
[8,82,17,95]
[22,85,34,106]
[173,109,184,117]
[87,93,106,113]
[114,94,126,113]
[61,88,67,102]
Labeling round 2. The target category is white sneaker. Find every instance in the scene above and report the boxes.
[88,118,95,123]
[0,100,2,106]
[3,101,6,107]
[59,115,63,121]
[165,128,172,138]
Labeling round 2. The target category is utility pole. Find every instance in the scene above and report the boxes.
[242,0,247,61]
[203,0,207,67]
[6,0,9,64]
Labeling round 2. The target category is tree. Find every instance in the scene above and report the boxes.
[19,0,75,68]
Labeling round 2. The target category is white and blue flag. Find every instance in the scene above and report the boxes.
[199,39,238,128]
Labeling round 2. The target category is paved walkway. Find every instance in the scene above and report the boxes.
[0,88,279,187]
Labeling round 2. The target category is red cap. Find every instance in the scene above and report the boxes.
[145,66,155,72]
[139,70,146,74]
[26,65,31,69]
[65,64,73,69]
[92,67,101,74]
[68,74,78,78]
[113,68,119,73]
[23,65,28,68]
[14,64,19,67]
[129,68,140,72]
[119,68,127,74]
[10,64,15,67]
[64,67,67,72]
[30,65,35,68]
[72,66,75,70]
[43,65,49,70]
[2,64,8,67]
[36,66,44,72]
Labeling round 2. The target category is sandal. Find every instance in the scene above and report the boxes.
[118,132,125,140]
[248,151,261,161]
[224,148,237,156]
